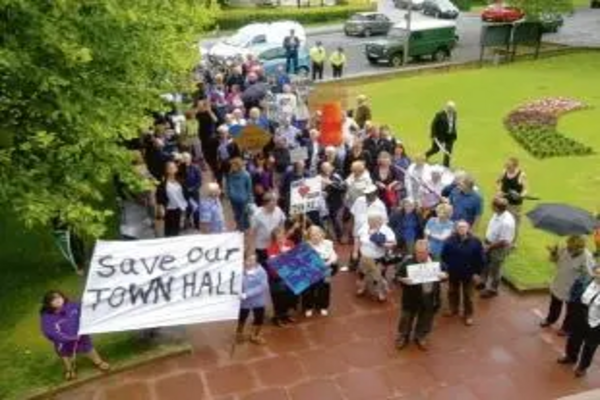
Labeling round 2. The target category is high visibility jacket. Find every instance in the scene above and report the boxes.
[309,46,327,64]
[329,51,346,67]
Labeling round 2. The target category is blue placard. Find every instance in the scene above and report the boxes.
[267,243,327,295]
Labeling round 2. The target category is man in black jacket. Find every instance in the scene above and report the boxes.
[283,30,301,74]
[425,101,457,167]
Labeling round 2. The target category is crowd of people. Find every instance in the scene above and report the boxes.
[40,51,600,381]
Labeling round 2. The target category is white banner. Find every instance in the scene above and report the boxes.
[407,262,442,284]
[290,177,322,215]
[79,233,244,335]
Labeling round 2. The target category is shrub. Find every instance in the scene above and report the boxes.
[215,4,375,30]
[453,0,472,11]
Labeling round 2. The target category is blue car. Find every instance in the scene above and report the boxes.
[253,43,311,76]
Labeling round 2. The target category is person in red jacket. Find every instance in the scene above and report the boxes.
[266,227,298,326]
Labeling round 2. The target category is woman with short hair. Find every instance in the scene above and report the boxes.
[304,226,339,317]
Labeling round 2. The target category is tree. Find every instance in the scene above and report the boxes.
[0,0,216,237]
[508,0,574,19]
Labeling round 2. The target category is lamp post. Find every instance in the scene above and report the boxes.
[403,0,412,66]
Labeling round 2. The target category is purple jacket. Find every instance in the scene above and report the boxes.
[41,302,81,345]
[241,267,269,309]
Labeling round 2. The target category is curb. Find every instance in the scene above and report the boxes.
[23,343,192,400]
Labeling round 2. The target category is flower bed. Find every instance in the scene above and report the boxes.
[504,97,594,159]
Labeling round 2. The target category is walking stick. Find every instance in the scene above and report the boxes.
[433,137,452,159]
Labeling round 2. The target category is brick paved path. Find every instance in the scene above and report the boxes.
[57,250,600,400]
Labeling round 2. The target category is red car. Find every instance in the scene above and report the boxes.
[481,3,525,23]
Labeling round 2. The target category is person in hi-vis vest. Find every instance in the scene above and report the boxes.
[309,41,327,81]
[329,47,346,79]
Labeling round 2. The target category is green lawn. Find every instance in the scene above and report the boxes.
[352,52,600,289]
[0,206,153,399]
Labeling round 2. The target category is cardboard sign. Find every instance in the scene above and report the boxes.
[267,243,327,295]
[290,146,308,163]
[234,125,271,151]
[79,233,244,334]
[406,262,442,284]
[290,177,322,215]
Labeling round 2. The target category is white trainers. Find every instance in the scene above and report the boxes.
[339,266,349,272]
[305,310,313,318]
[320,309,329,317]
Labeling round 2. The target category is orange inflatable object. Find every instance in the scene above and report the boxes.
[319,102,343,147]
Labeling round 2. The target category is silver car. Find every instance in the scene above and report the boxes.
[344,12,393,37]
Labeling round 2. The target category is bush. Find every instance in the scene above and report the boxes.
[215,4,375,30]
[453,0,472,11]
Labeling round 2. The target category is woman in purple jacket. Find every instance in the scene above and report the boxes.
[236,254,269,345]
[40,291,110,380]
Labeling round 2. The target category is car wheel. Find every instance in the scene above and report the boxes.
[367,57,378,65]
[363,28,372,38]
[433,48,448,62]
[390,53,403,67]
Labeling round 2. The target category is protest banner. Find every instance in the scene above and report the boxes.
[234,125,271,152]
[406,262,442,284]
[320,102,343,147]
[289,146,308,164]
[290,177,322,216]
[79,233,244,335]
[267,243,327,295]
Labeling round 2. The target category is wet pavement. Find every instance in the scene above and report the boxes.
[57,248,600,400]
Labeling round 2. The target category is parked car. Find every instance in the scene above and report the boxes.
[394,0,425,10]
[592,0,600,8]
[344,12,393,37]
[422,0,460,19]
[481,3,524,23]
[364,19,458,67]
[538,13,564,33]
[253,43,311,76]
[200,21,306,62]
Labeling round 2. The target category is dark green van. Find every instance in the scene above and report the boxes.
[364,19,458,67]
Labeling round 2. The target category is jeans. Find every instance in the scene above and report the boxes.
[286,53,298,74]
[397,307,435,341]
[425,139,454,167]
[448,278,475,317]
[230,200,249,231]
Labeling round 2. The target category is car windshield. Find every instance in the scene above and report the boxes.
[436,0,454,7]
[350,15,367,21]
[224,32,251,47]
[388,28,409,38]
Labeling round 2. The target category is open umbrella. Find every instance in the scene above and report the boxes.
[526,203,597,236]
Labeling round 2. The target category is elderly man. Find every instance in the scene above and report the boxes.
[198,182,226,234]
[353,210,396,301]
[426,101,458,167]
[355,95,372,130]
[480,197,516,299]
[441,220,485,326]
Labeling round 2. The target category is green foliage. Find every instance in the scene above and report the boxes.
[453,0,473,11]
[510,0,574,19]
[0,0,216,238]
[215,5,374,30]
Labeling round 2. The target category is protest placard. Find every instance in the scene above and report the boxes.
[234,125,271,152]
[290,177,322,215]
[267,243,327,295]
[79,233,244,335]
[406,262,442,284]
[289,147,308,164]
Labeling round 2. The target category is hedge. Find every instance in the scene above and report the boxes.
[215,4,375,30]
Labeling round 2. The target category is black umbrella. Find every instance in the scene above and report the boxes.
[526,203,597,236]
[241,82,268,107]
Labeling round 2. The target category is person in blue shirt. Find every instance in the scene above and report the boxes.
[226,158,254,232]
[440,220,485,326]
[198,183,226,233]
[390,199,424,255]
[449,175,482,229]
[237,254,269,345]
[424,203,455,260]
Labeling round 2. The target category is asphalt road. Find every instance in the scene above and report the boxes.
[200,7,600,80]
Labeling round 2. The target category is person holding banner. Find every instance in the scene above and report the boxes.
[198,183,226,234]
[354,211,396,302]
[40,291,110,380]
[156,161,187,237]
[304,226,339,317]
[237,254,270,345]
[267,228,298,326]
[395,240,447,351]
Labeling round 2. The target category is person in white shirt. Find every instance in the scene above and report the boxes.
[480,197,516,298]
[350,185,388,239]
[250,192,287,266]
[275,84,298,121]
[344,160,372,209]
[404,154,432,206]
[558,264,600,377]
[304,226,339,317]
[353,210,396,301]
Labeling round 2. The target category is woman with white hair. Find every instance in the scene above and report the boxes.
[198,182,226,234]
[353,210,396,302]
[304,226,339,317]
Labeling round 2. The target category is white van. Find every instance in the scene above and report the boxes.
[202,21,306,62]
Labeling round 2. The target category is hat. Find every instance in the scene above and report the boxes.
[363,184,378,195]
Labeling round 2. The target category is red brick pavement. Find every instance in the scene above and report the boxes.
[56,246,600,400]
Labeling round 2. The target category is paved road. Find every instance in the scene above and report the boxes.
[200,8,600,80]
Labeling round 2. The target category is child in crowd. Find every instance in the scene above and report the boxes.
[237,254,269,345]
